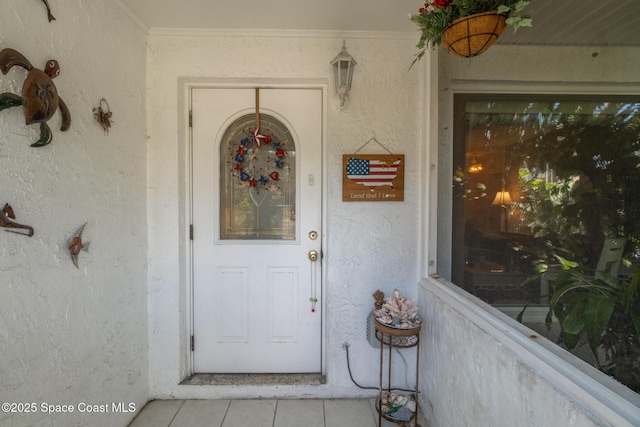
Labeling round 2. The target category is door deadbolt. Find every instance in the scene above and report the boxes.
[308,250,319,261]
[308,231,318,240]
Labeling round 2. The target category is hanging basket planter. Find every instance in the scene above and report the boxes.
[441,10,507,58]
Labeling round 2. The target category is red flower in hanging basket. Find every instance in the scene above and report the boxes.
[433,0,453,8]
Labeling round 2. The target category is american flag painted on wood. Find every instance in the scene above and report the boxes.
[346,157,402,189]
[342,154,404,202]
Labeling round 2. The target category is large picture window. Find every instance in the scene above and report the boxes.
[451,94,640,391]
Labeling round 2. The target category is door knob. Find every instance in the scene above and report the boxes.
[308,250,319,261]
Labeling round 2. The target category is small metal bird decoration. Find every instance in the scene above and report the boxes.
[67,223,90,269]
[0,203,34,237]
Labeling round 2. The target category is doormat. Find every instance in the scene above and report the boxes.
[180,373,325,386]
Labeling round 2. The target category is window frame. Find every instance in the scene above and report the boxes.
[430,82,640,395]
[448,92,640,307]
[436,80,640,283]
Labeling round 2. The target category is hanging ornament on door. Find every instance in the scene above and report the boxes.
[309,256,318,313]
[226,88,289,191]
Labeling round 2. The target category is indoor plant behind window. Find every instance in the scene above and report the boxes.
[410,0,532,63]
[520,258,640,393]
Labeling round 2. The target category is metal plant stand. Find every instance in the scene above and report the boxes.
[375,319,421,427]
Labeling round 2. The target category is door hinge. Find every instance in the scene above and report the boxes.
[191,335,194,352]
[189,110,193,127]
[190,224,194,240]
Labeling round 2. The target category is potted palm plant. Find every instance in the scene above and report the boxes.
[410,0,533,63]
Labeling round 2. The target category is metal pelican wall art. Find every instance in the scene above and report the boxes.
[0,203,34,237]
[0,48,71,147]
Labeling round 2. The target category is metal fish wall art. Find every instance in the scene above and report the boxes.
[67,223,90,269]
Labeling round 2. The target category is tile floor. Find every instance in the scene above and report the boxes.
[128,398,421,427]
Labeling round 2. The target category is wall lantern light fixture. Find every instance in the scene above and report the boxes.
[330,40,357,108]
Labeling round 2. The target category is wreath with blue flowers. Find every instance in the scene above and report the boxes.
[226,123,289,191]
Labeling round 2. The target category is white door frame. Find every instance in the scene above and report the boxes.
[180,78,328,379]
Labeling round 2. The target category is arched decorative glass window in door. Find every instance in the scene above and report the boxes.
[219,114,296,240]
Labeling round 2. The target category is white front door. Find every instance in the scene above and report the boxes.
[191,87,323,373]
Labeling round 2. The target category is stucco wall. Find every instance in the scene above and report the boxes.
[146,33,423,398]
[421,45,640,427]
[418,277,640,427]
[0,1,148,426]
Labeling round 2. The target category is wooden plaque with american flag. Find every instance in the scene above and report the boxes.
[342,154,405,202]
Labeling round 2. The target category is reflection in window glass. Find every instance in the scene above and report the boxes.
[220,114,296,240]
[450,94,640,393]
[452,95,640,306]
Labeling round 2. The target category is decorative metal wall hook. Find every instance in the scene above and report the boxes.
[93,98,113,134]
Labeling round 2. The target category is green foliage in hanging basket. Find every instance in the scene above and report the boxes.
[410,0,533,65]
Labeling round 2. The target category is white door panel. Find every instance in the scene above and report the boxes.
[192,87,322,373]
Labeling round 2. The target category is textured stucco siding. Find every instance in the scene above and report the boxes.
[0,1,148,426]
[145,34,423,399]
[418,278,609,427]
